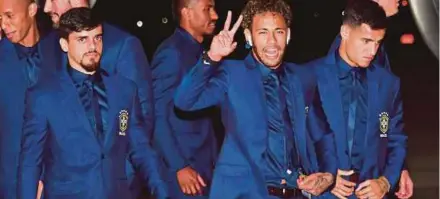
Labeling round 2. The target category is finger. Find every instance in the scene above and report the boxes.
[336,184,354,195]
[355,180,371,192]
[229,15,243,36]
[331,189,348,199]
[339,178,356,187]
[223,11,232,31]
[181,185,189,194]
[194,181,202,195]
[231,42,238,50]
[197,175,207,187]
[189,183,197,195]
[356,185,371,197]
[338,169,355,176]
[221,31,232,45]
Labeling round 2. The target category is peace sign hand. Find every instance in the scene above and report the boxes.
[207,11,243,62]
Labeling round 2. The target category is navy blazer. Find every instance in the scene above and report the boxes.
[44,22,154,194]
[17,55,168,199]
[305,49,407,198]
[0,31,60,199]
[151,28,218,198]
[174,53,337,199]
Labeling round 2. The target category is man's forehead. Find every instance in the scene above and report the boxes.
[0,0,28,13]
[252,12,287,29]
[71,26,103,37]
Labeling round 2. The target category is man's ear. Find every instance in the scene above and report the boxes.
[59,38,69,53]
[340,24,350,40]
[244,28,253,46]
[28,2,38,18]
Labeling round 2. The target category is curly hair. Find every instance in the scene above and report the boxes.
[240,0,292,30]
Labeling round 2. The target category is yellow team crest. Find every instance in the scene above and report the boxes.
[119,110,129,136]
[379,112,389,137]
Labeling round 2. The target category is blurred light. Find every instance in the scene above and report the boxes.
[401,0,408,7]
[400,33,415,44]
[136,21,143,28]
[162,17,168,24]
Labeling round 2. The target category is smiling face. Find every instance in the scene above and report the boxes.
[246,11,290,69]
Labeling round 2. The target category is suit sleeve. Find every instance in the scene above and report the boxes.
[382,79,407,189]
[151,49,189,171]
[306,86,337,177]
[115,36,154,138]
[173,58,228,111]
[128,88,169,199]
[18,89,48,199]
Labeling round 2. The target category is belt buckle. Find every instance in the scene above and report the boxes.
[282,188,286,195]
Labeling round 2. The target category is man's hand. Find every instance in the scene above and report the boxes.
[395,170,413,199]
[355,177,390,199]
[297,172,334,196]
[36,180,43,199]
[207,11,243,62]
[331,169,356,199]
[177,166,206,196]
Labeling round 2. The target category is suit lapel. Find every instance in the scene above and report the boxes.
[364,66,380,168]
[58,54,97,140]
[102,76,120,151]
[284,66,311,171]
[317,63,351,169]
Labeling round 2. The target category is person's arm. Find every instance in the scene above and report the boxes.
[127,88,169,199]
[18,89,48,199]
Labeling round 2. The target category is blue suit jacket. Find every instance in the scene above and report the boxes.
[174,54,337,199]
[46,22,154,192]
[151,28,217,198]
[0,32,60,199]
[305,50,407,198]
[17,55,168,199]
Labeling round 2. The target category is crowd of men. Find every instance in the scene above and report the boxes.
[0,0,413,198]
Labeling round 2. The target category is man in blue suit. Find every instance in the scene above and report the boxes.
[18,8,168,199]
[327,1,413,198]
[304,1,407,198]
[150,0,220,198]
[43,0,154,197]
[174,0,337,198]
[327,2,413,199]
[0,0,61,198]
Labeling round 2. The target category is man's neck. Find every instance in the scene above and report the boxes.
[68,60,95,75]
[19,22,40,47]
[180,24,204,43]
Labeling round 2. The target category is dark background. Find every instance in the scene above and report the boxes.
[40,0,439,198]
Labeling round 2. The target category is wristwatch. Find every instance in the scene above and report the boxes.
[202,51,220,66]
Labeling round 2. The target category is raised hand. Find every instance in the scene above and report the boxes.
[207,11,243,62]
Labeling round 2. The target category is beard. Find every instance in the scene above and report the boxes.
[252,46,285,69]
[80,52,101,72]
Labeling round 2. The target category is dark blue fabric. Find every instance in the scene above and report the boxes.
[15,44,41,86]
[69,67,108,144]
[256,58,297,188]
[335,53,368,171]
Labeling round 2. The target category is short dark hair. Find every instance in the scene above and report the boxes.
[171,0,191,22]
[58,7,102,39]
[342,0,387,30]
[241,0,292,30]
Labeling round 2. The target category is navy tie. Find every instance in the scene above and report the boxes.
[23,49,41,87]
[265,72,284,135]
[347,68,361,158]
[263,71,285,174]
[80,73,108,144]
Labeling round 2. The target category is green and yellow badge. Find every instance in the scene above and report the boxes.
[119,110,129,136]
